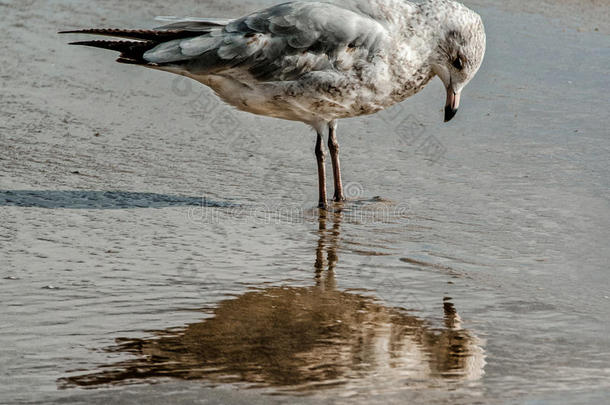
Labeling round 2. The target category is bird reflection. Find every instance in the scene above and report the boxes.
[59,210,484,391]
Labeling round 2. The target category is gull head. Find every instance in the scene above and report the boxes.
[424,1,486,122]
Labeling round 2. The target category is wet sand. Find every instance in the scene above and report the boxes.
[1,0,609,404]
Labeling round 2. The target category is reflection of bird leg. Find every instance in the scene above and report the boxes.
[314,209,342,290]
[314,210,328,285]
[443,298,462,330]
[324,211,342,290]
[327,212,341,272]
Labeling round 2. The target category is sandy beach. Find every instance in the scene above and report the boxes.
[1,0,609,404]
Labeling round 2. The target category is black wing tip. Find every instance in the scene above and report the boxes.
[59,28,200,41]
[59,29,130,35]
[116,57,159,67]
[67,40,161,66]
[116,57,138,64]
[59,29,120,34]
[59,29,104,35]
[67,40,91,46]
[67,40,129,47]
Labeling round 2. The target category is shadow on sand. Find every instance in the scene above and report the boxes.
[0,190,232,209]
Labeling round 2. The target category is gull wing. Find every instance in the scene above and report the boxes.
[143,1,389,81]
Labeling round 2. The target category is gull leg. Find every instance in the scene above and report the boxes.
[315,132,328,209]
[328,121,345,202]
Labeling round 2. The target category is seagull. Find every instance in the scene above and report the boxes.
[61,0,486,208]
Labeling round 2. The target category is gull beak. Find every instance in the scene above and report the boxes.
[444,88,460,122]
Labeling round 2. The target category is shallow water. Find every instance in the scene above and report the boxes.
[1,0,609,404]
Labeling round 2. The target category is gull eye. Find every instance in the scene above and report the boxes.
[452,57,463,70]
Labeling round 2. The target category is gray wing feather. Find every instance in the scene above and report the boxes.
[144,1,388,81]
[155,16,232,31]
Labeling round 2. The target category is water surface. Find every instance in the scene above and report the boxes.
[1,0,609,404]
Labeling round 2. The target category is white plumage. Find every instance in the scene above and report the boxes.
[62,0,486,207]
